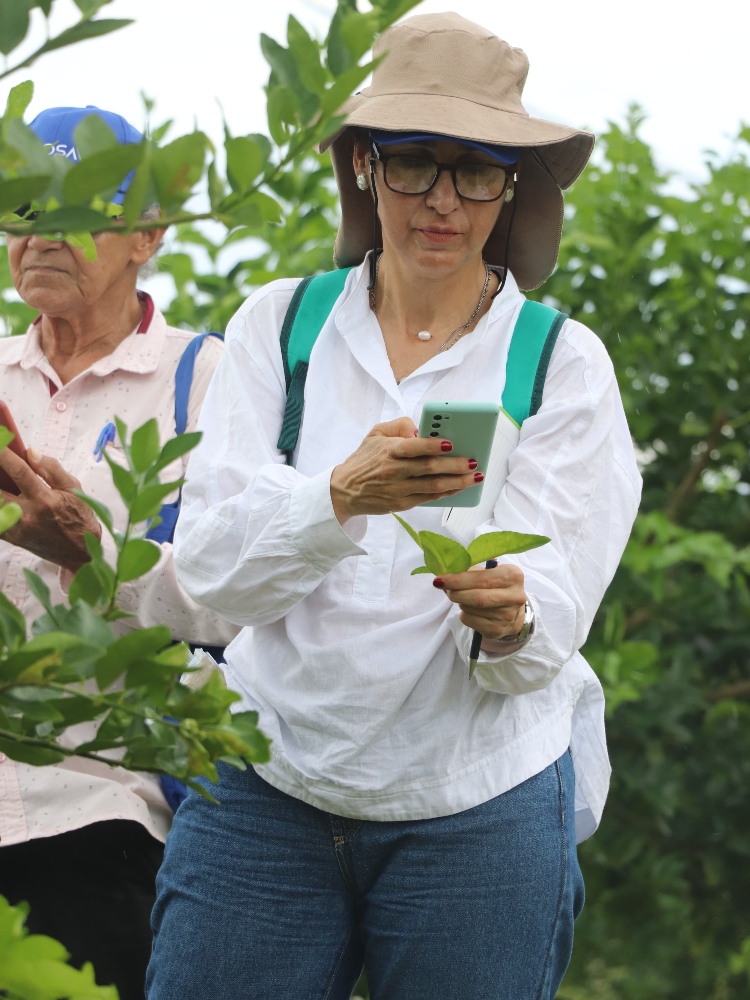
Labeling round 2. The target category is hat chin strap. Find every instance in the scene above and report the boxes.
[367,155,380,293]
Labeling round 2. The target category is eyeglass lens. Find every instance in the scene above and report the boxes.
[384,156,508,201]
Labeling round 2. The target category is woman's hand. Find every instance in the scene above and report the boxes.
[330,417,482,523]
[0,447,101,573]
[434,563,527,640]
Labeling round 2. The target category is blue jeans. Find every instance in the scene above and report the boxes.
[147,751,583,1000]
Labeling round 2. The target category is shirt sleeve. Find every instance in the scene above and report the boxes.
[449,319,642,695]
[173,284,366,628]
[59,335,241,647]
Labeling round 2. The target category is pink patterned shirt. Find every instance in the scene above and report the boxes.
[0,296,238,846]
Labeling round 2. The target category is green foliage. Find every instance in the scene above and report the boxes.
[528,107,750,999]
[158,155,341,334]
[0,896,117,999]
[393,513,550,575]
[0,418,270,794]
[0,0,421,251]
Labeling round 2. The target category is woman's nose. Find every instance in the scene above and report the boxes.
[424,168,461,213]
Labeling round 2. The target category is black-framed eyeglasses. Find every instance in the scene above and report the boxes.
[370,142,514,203]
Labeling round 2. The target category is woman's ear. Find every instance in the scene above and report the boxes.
[352,138,370,181]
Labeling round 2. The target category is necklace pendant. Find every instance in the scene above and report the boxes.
[417,330,432,341]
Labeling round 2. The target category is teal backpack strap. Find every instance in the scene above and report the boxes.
[502,300,568,426]
[277,268,353,461]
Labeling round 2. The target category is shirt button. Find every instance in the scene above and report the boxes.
[55,401,67,413]
[371,552,381,564]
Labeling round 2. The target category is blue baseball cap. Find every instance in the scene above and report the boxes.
[369,129,520,166]
[28,105,143,205]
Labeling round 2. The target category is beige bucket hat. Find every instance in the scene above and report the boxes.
[320,12,595,290]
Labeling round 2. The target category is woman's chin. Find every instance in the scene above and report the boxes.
[404,241,474,275]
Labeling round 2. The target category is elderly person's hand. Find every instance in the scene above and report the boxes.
[0,447,101,573]
[433,563,527,640]
[330,416,483,523]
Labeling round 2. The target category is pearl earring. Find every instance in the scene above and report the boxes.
[356,174,368,191]
[504,186,514,203]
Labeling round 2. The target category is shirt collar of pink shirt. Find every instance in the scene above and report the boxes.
[9,292,166,379]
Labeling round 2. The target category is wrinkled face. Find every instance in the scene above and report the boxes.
[6,227,162,318]
[353,138,509,276]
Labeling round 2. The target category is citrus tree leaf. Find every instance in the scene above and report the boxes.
[151,431,201,476]
[0,0,31,56]
[419,531,472,575]
[225,135,265,194]
[0,501,22,534]
[3,80,34,120]
[466,531,550,565]
[130,418,160,472]
[0,175,51,215]
[35,17,133,58]
[392,512,422,548]
[130,480,182,523]
[63,143,142,204]
[73,490,113,534]
[117,538,160,583]
[0,735,65,766]
[287,15,327,95]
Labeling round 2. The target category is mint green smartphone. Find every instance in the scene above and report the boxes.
[417,400,500,508]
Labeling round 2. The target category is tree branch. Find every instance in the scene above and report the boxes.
[666,410,726,523]
[705,679,750,703]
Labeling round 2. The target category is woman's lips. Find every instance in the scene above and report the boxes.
[420,229,460,243]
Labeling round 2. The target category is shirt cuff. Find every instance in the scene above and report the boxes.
[289,467,366,572]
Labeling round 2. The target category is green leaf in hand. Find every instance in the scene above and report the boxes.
[393,514,550,575]
[466,531,550,564]
[420,531,472,574]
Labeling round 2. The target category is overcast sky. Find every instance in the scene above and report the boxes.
[6,0,749,186]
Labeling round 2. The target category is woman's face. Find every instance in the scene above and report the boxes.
[6,226,163,318]
[353,138,509,277]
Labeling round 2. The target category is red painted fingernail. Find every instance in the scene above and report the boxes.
[441,441,452,452]
[474,472,484,483]
[433,578,446,589]
[468,459,478,470]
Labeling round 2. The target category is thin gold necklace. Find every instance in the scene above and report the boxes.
[370,254,492,361]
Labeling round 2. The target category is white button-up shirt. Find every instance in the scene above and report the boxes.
[175,263,641,841]
[0,298,239,846]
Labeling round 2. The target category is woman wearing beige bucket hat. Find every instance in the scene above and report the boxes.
[148,13,641,1000]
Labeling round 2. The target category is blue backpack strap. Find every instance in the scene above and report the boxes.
[145,331,223,545]
[277,269,353,461]
[152,330,225,812]
[502,301,567,426]
[174,331,224,435]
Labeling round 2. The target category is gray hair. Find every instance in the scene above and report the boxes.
[137,204,164,280]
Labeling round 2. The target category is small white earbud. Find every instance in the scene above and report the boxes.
[356,174,368,191]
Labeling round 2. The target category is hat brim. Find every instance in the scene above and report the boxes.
[328,128,579,291]
[321,91,594,190]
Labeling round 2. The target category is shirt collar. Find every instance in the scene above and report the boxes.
[13,291,167,378]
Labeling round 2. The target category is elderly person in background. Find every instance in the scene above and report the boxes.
[0,106,237,1000]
